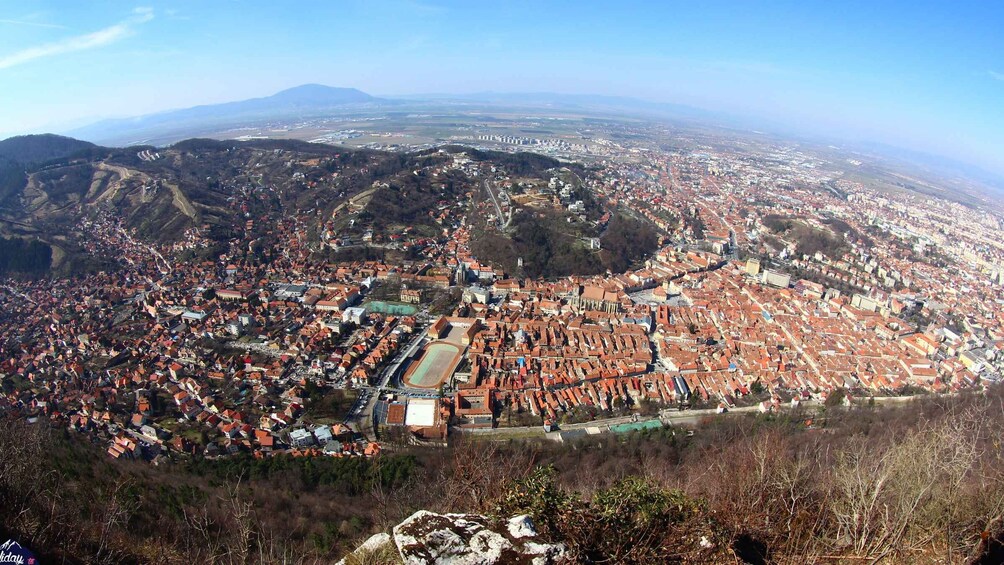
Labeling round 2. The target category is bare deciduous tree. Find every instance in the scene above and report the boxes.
[830,402,1002,562]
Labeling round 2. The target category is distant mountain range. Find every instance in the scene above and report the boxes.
[398,90,727,119]
[65,84,737,147]
[67,85,387,146]
[54,84,1004,194]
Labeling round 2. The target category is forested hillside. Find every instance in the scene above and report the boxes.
[0,134,96,165]
[2,390,1002,564]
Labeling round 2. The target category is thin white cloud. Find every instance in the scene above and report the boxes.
[0,7,153,70]
[989,70,1004,82]
[0,18,67,29]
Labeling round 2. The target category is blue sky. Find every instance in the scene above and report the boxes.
[0,1,1002,174]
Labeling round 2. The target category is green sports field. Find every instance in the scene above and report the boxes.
[404,342,463,388]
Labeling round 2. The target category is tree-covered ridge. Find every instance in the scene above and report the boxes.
[0,134,612,278]
[763,213,849,259]
[471,210,659,279]
[0,237,51,275]
[0,134,96,165]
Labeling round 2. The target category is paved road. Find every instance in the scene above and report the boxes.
[462,395,930,440]
[460,404,769,438]
[352,311,432,440]
[482,179,511,229]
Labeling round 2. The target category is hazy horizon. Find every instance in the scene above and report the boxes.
[1,1,1002,175]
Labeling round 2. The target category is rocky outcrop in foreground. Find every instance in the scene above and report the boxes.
[338,511,567,564]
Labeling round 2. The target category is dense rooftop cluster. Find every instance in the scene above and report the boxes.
[1,131,1002,464]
